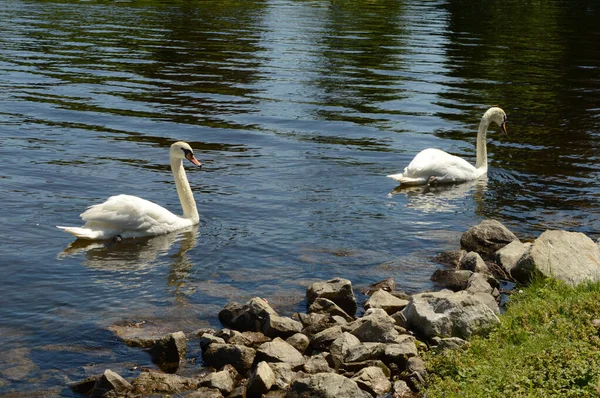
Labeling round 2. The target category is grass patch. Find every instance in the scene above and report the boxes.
[422,278,600,397]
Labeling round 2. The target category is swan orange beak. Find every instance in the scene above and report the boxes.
[500,122,508,136]
[185,152,202,167]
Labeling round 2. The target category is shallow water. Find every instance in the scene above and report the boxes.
[1,0,599,395]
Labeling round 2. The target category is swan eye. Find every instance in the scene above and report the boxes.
[182,148,192,156]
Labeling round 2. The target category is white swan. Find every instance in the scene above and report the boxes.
[57,141,202,240]
[387,107,508,186]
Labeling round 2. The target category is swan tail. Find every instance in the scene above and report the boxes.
[56,226,107,240]
[387,173,427,186]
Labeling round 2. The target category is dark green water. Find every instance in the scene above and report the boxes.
[0,0,598,395]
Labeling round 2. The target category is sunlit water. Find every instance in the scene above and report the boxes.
[1,0,599,395]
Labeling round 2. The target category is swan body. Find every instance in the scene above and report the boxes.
[387,107,507,186]
[57,141,202,240]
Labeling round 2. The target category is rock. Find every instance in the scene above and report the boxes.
[350,313,400,343]
[199,333,226,350]
[512,230,600,286]
[351,366,392,396]
[310,325,343,351]
[495,240,529,274]
[364,289,409,315]
[90,369,132,398]
[132,370,199,395]
[406,356,426,375]
[342,360,391,377]
[472,292,500,314]
[298,312,337,337]
[307,278,358,317]
[247,361,275,398]
[466,273,494,295]
[345,342,386,363]
[308,298,354,322]
[256,338,305,369]
[329,332,361,365]
[286,332,310,353]
[262,314,303,339]
[217,329,271,348]
[402,290,500,339]
[430,269,473,291]
[382,337,418,367]
[437,337,468,350]
[289,372,371,398]
[459,251,490,274]
[198,368,236,396]
[392,380,415,397]
[304,352,334,374]
[149,331,186,373]
[363,278,397,295]
[460,219,518,259]
[202,343,256,374]
[219,297,277,332]
[434,249,467,268]
[187,387,224,398]
[269,362,294,390]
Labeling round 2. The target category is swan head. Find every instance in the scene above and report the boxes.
[170,141,202,167]
[484,107,508,135]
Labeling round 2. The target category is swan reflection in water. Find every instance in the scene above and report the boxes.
[58,226,199,274]
[389,177,488,213]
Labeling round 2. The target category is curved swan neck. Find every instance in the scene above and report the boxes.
[475,113,492,170]
[170,158,199,223]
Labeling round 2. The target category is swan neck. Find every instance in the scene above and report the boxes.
[475,115,491,170]
[170,158,199,223]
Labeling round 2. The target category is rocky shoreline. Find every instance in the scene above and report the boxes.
[72,219,600,397]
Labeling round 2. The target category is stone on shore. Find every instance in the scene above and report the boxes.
[286,332,310,353]
[131,370,200,395]
[149,331,186,373]
[289,372,371,398]
[219,297,277,333]
[511,230,600,286]
[350,312,400,343]
[198,366,237,396]
[256,338,305,369]
[351,366,392,396]
[247,361,275,397]
[202,343,256,374]
[262,314,303,339]
[430,269,473,291]
[308,297,354,322]
[495,240,529,274]
[363,277,397,295]
[402,290,500,339]
[307,278,358,317]
[363,289,409,315]
[460,219,518,259]
[459,251,490,274]
[89,369,132,398]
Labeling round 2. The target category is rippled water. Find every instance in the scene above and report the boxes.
[1,0,599,395]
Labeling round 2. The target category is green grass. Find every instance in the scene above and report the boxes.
[422,278,600,397]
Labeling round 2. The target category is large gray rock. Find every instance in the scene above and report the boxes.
[307,278,358,317]
[247,361,275,398]
[351,366,392,396]
[149,331,186,373]
[256,338,305,369]
[459,251,490,274]
[382,336,418,367]
[303,352,334,374]
[511,230,600,286]
[262,314,303,339]
[202,343,256,374]
[363,289,409,315]
[310,325,343,351]
[466,273,493,295]
[460,219,518,259]
[350,313,400,343]
[269,362,294,390]
[345,342,386,363]
[90,369,132,398]
[198,367,236,396]
[289,372,371,398]
[402,290,500,339]
[495,240,529,274]
[329,332,361,365]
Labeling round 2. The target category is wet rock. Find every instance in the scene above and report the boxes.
[460,219,518,259]
[262,314,303,339]
[403,290,500,339]
[256,338,305,369]
[512,230,600,286]
[108,322,163,348]
[363,289,409,315]
[202,343,256,374]
[303,352,334,374]
[289,372,371,398]
[307,278,358,317]
[219,297,277,333]
[132,370,199,395]
[459,251,490,274]
[247,361,275,398]
[198,367,236,396]
[89,369,132,398]
[286,332,310,353]
[495,240,529,274]
[363,278,397,295]
[149,331,186,373]
[310,325,343,351]
[351,366,392,396]
[430,269,473,291]
[434,249,467,268]
[308,298,354,322]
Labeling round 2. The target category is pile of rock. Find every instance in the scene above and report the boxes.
[72,219,600,397]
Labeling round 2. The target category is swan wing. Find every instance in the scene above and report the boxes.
[80,194,183,232]
[391,148,480,184]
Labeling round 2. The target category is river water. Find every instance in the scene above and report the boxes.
[1,0,599,395]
